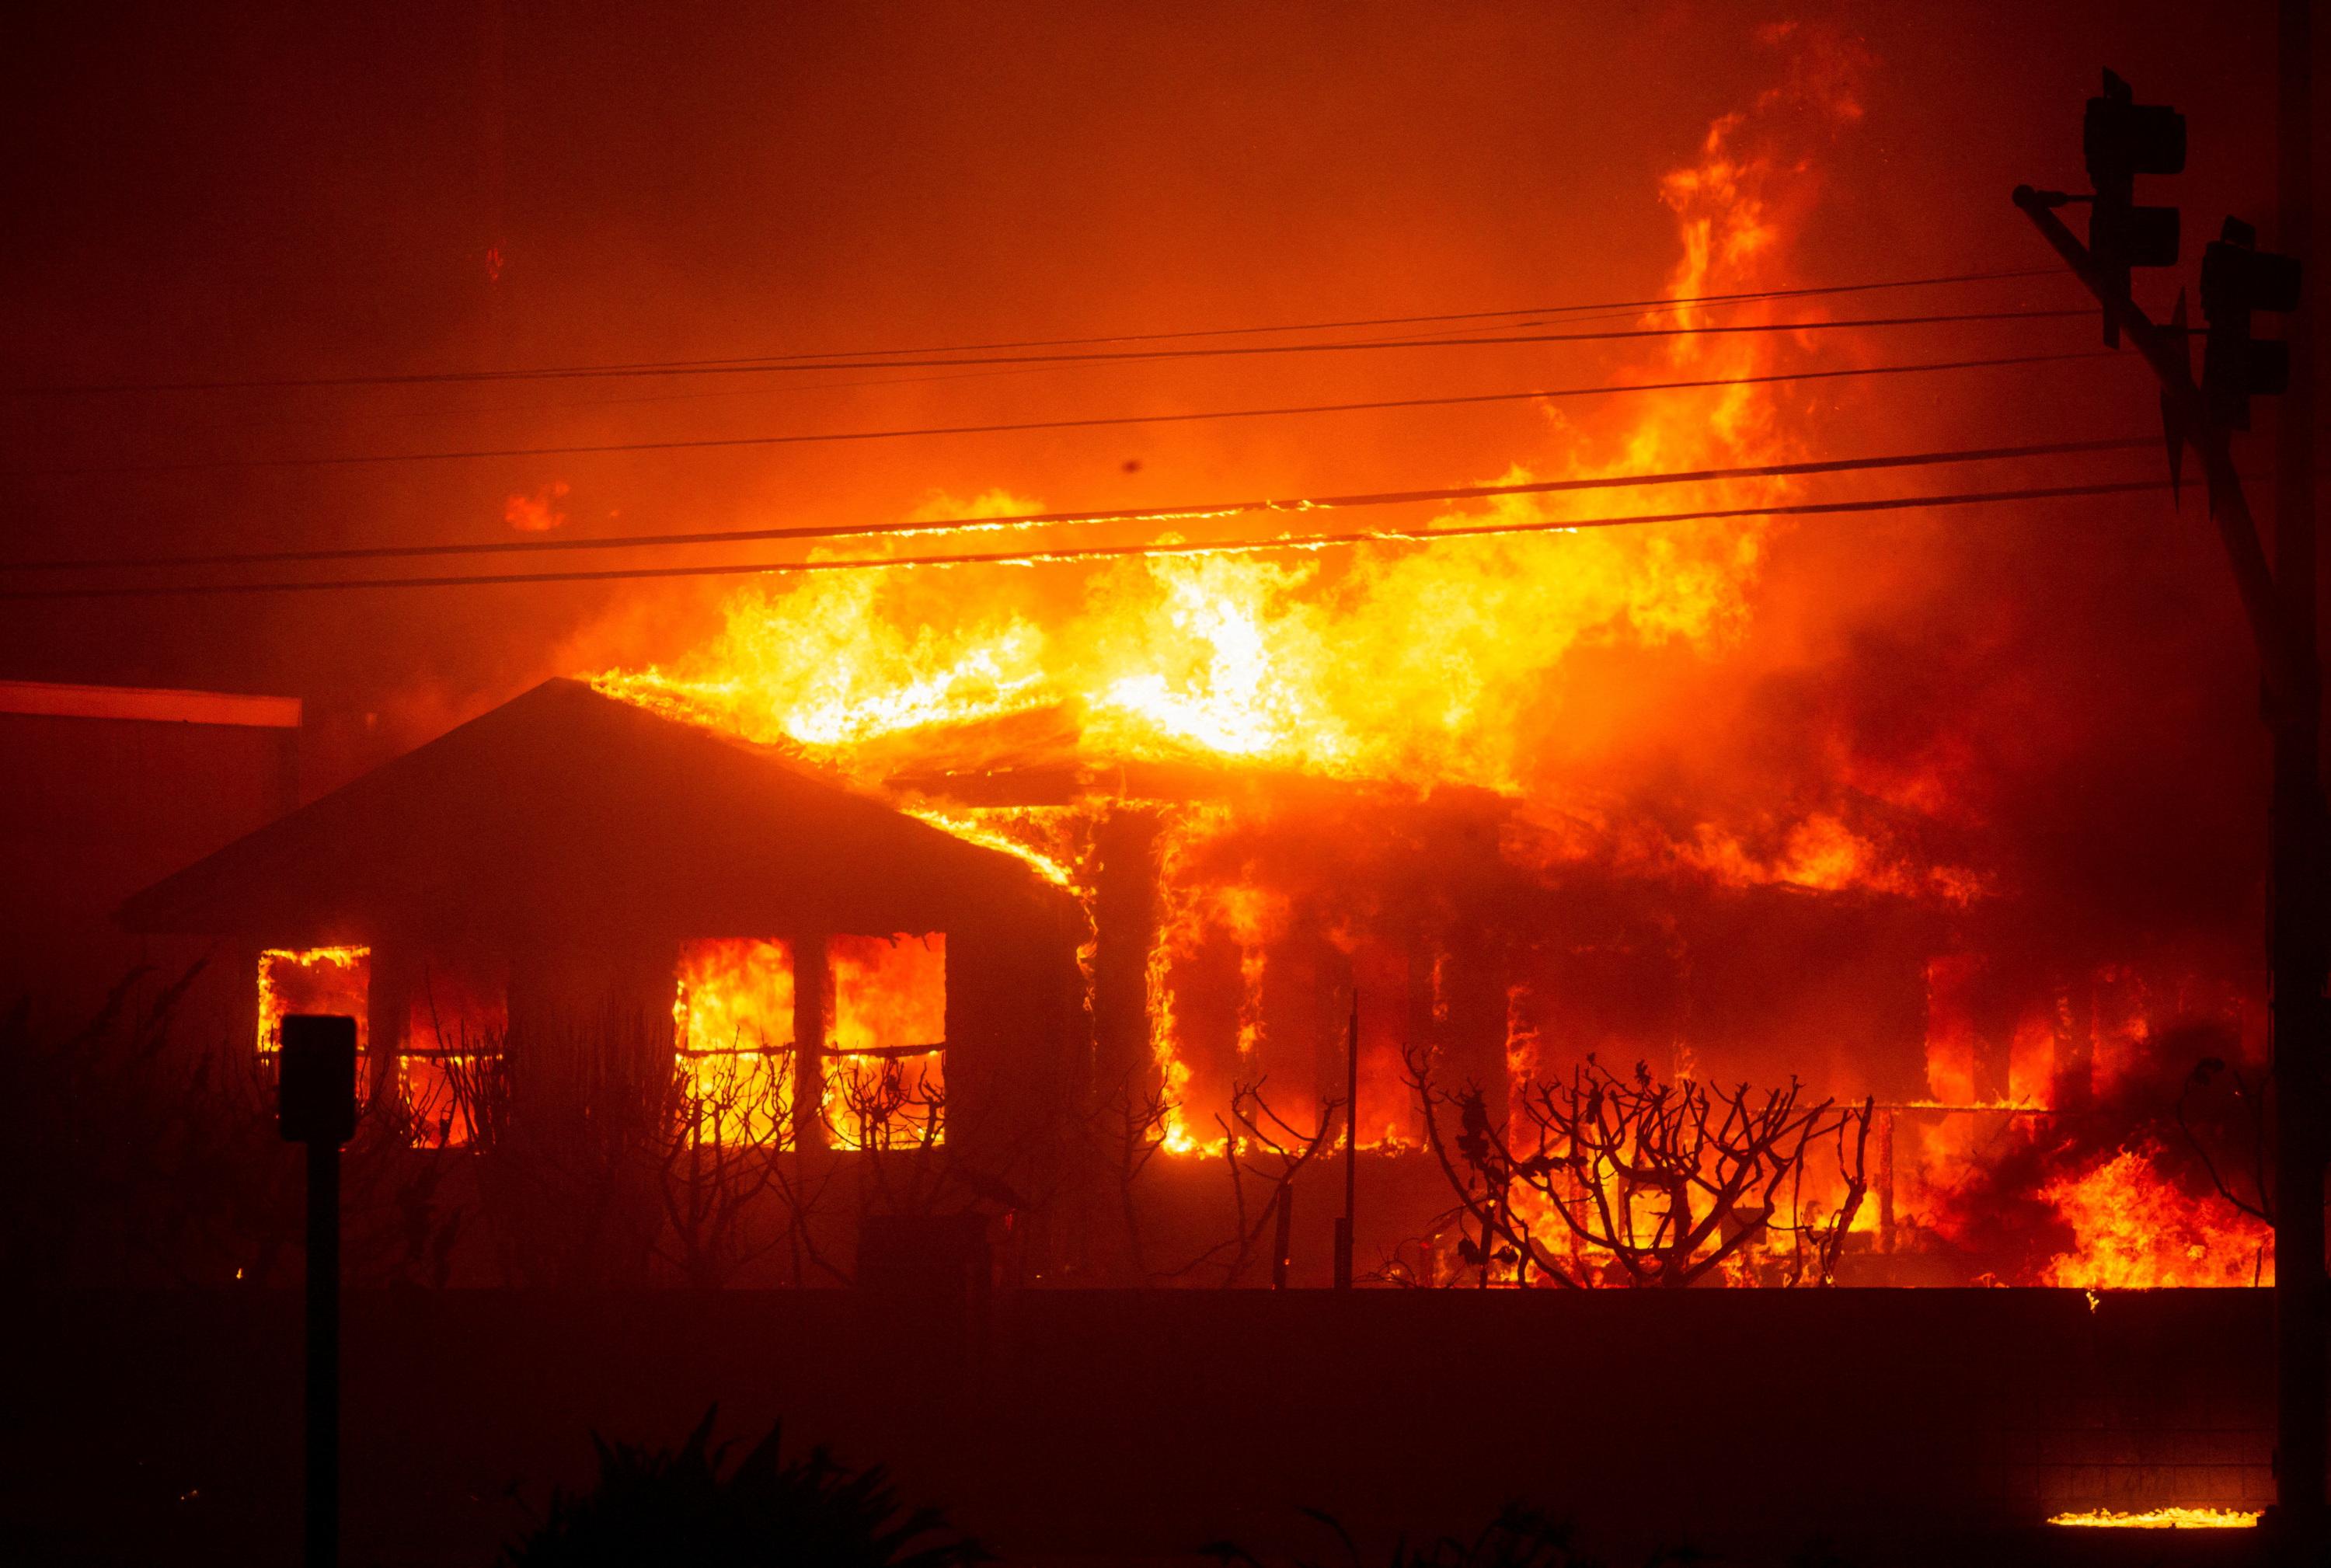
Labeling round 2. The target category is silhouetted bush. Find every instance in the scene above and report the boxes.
[499,1406,987,1567]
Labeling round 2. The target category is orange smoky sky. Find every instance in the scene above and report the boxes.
[0,0,2298,909]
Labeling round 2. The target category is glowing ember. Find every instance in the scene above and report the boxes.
[2047,1507,2260,1529]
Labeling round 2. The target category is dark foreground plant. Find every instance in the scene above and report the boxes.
[500,1406,988,1568]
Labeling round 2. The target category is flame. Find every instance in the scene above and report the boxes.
[904,806,1086,893]
[2038,1144,2272,1289]
[1671,814,1987,904]
[673,938,796,1146]
[593,85,1821,799]
[399,962,507,1149]
[577,39,2105,1248]
[825,934,946,1150]
[256,946,369,1055]
[2047,1508,2260,1529]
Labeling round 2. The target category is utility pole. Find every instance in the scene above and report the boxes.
[2269,0,2323,1542]
[2016,33,2321,1551]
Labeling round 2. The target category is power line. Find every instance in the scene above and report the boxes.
[53,269,2076,432]
[0,478,2167,602]
[16,348,2116,479]
[10,304,2089,396]
[583,266,2069,371]
[0,440,2157,591]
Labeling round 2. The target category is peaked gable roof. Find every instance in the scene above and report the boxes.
[119,678,1063,945]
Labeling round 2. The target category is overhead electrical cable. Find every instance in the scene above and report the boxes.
[14,348,2117,479]
[11,300,2087,396]
[0,435,2156,586]
[85,270,2080,428]
[0,477,2170,602]
[604,266,2071,370]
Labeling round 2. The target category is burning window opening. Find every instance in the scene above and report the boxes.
[398,960,508,1150]
[258,946,514,1148]
[825,934,946,1151]
[256,946,368,1056]
[671,933,948,1151]
[674,937,799,1148]
[256,946,377,1119]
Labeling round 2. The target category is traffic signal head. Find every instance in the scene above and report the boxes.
[2081,71,2186,347]
[2084,70,2187,191]
[2202,218,2302,319]
[2201,217,2302,430]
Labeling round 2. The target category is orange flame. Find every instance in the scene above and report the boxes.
[2038,1144,2272,1289]
[2048,1508,2259,1529]
[256,946,369,1054]
[825,934,946,1150]
[673,938,796,1146]
[587,41,2009,1201]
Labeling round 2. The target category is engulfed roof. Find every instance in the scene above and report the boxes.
[117,678,1065,945]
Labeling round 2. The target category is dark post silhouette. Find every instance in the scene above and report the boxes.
[278,1012,357,1568]
[2270,0,2324,1541]
[1333,991,1357,1289]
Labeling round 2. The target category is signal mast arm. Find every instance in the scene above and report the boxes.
[2013,185,2292,701]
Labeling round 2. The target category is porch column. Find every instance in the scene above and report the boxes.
[793,932,829,1151]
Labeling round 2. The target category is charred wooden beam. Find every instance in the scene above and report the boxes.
[364,943,413,1106]
[793,932,829,1152]
[1441,918,1510,1125]
[1090,806,1162,1097]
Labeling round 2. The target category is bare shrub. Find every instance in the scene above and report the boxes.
[1409,1049,1871,1288]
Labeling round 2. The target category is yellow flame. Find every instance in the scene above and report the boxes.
[2047,1508,2259,1529]
[256,946,368,1054]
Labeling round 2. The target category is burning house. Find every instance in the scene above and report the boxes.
[117,678,1087,1188]
[111,652,2264,1291]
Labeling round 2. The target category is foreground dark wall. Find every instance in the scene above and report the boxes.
[5,1289,2285,1565]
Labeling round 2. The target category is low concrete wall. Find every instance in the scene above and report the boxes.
[4,1288,2286,1564]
